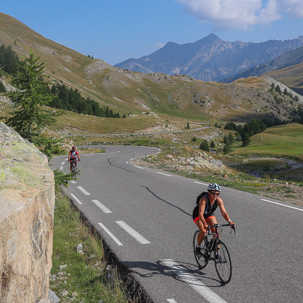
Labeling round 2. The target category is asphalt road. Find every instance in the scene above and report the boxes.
[50,145,303,303]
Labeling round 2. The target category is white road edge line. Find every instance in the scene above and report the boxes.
[162,259,228,303]
[70,181,77,184]
[98,223,123,246]
[157,172,171,177]
[167,299,177,303]
[91,200,113,214]
[60,166,64,171]
[261,199,303,212]
[77,186,91,196]
[194,181,209,186]
[61,161,65,165]
[71,194,82,205]
[116,221,151,244]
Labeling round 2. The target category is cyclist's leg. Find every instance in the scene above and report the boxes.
[206,215,218,239]
[195,219,207,246]
[70,162,72,172]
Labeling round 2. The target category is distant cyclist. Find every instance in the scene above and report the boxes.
[68,146,80,172]
[193,183,235,256]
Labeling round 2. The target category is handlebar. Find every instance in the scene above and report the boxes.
[205,223,236,235]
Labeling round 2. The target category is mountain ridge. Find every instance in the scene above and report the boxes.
[115,34,303,82]
[0,12,302,127]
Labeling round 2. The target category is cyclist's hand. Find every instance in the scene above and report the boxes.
[204,224,209,231]
[230,222,236,233]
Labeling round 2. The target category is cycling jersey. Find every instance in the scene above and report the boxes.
[192,193,218,221]
[69,150,79,159]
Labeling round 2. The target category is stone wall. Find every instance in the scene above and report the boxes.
[0,122,55,303]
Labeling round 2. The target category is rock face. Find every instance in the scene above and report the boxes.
[0,122,55,303]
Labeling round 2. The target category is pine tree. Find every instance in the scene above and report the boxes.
[242,133,251,147]
[223,142,231,154]
[199,140,209,152]
[5,51,62,143]
[228,132,234,144]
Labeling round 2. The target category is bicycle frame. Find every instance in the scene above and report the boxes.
[193,223,235,284]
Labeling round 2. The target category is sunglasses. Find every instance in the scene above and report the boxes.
[211,192,220,196]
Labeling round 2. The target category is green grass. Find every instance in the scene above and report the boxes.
[231,123,303,161]
[50,187,129,303]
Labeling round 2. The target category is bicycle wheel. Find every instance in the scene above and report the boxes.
[193,230,208,269]
[214,240,232,284]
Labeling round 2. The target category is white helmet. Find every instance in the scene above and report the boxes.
[208,183,221,192]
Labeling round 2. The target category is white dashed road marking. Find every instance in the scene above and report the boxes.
[157,172,171,177]
[98,223,123,246]
[134,165,144,169]
[77,186,91,196]
[71,194,82,205]
[167,299,177,303]
[162,259,228,303]
[92,200,112,213]
[116,221,151,244]
[194,181,208,186]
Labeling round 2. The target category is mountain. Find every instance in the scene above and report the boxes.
[222,46,303,89]
[0,12,302,127]
[115,34,303,82]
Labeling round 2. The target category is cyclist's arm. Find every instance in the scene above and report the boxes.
[198,197,208,227]
[218,198,234,226]
[76,151,80,160]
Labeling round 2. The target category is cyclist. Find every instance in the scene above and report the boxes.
[68,146,80,172]
[193,183,235,256]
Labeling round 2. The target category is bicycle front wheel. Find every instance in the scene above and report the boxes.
[214,240,232,284]
[193,230,208,269]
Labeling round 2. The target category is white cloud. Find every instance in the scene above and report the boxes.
[154,42,166,49]
[148,42,166,49]
[176,0,303,30]
[282,0,303,18]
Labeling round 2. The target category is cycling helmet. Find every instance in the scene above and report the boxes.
[208,183,221,192]
[72,146,76,150]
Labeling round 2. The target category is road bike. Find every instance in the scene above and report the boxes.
[193,223,235,284]
[70,159,79,177]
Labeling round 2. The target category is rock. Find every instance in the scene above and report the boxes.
[0,123,55,303]
[48,290,60,303]
[59,264,67,270]
[61,290,68,297]
[75,243,84,254]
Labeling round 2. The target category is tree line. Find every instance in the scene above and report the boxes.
[0,45,21,75]
[42,83,125,118]
[0,45,125,118]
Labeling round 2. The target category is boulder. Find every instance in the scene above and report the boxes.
[0,122,55,302]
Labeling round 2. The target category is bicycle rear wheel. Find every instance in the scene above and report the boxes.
[214,240,232,284]
[71,162,77,178]
[193,230,208,269]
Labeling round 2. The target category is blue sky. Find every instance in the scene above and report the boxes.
[1,0,303,65]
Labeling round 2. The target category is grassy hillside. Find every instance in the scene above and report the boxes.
[264,62,303,95]
[1,12,302,128]
[231,123,303,161]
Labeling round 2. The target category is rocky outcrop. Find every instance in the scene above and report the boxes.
[0,122,55,303]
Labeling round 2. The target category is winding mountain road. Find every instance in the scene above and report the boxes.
[51,145,303,303]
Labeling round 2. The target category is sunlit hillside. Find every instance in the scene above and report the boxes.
[0,12,302,132]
